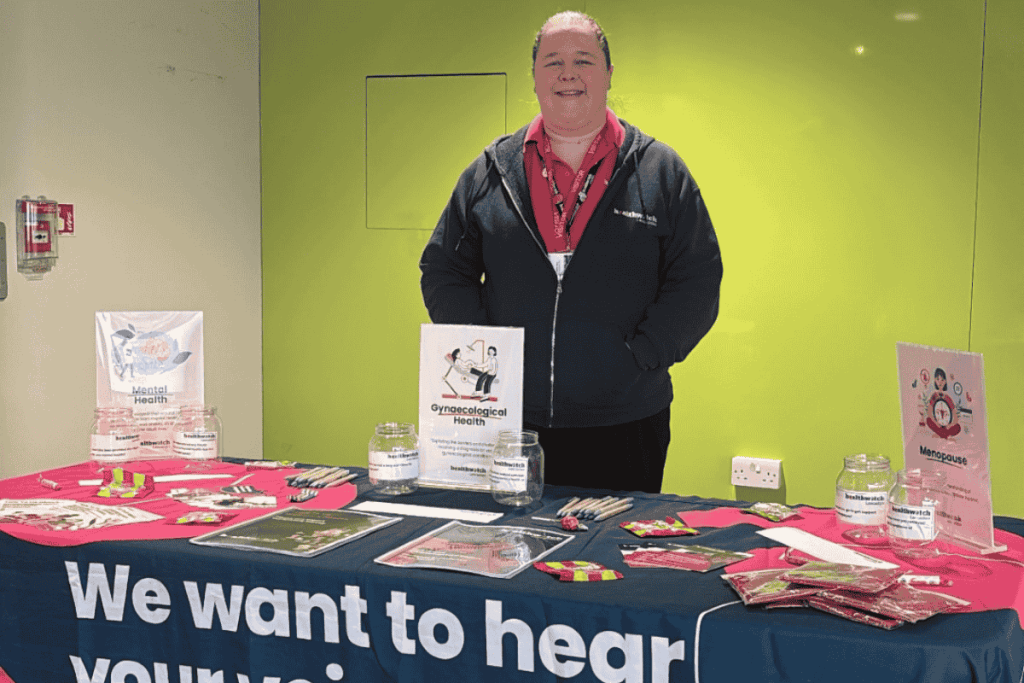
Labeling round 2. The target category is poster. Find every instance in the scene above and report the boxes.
[96,311,204,457]
[418,324,524,490]
[896,342,1006,554]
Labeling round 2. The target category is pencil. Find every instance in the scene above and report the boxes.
[594,501,634,521]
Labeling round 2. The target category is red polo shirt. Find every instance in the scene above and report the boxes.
[524,107,625,253]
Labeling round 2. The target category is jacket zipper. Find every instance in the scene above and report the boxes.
[497,146,638,427]
[499,176,562,426]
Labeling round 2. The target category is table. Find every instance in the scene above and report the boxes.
[1,465,1022,683]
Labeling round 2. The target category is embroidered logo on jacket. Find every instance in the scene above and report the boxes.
[612,208,658,226]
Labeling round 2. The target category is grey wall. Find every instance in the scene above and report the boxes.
[0,0,262,475]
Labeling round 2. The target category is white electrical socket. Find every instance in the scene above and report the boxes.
[731,456,782,489]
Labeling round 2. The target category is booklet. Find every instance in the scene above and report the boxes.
[189,507,400,558]
[375,520,574,579]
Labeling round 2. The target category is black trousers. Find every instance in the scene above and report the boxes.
[524,406,671,494]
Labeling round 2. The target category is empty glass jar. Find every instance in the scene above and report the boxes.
[835,453,894,542]
[172,406,222,461]
[887,468,946,557]
[89,407,140,465]
[368,422,419,495]
[490,429,544,507]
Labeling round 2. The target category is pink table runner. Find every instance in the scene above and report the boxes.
[0,459,356,547]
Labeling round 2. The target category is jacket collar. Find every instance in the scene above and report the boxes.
[489,117,643,212]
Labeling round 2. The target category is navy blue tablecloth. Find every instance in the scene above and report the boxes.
[1,472,1022,683]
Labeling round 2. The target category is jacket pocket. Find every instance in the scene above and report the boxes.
[552,321,642,408]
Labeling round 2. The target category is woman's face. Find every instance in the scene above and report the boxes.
[533,24,612,135]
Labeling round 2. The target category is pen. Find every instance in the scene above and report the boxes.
[561,497,596,517]
[557,497,581,516]
[309,468,351,487]
[321,472,358,488]
[290,467,331,486]
[594,501,634,521]
[582,496,616,516]
[583,497,633,519]
[230,473,254,487]
[532,516,589,532]
[571,496,610,518]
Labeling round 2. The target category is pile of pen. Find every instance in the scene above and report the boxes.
[285,466,357,489]
[557,496,634,522]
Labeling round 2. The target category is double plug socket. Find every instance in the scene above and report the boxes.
[731,456,782,489]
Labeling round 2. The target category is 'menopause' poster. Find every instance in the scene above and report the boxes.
[897,342,1005,554]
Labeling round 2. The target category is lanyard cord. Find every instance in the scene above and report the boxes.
[541,157,603,250]
[541,130,606,251]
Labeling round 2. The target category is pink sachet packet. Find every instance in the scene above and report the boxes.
[741,502,800,522]
[170,511,238,525]
[807,595,904,630]
[533,561,623,582]
[722,568,822,605]
[762,598,810,610]
[817,582,971,623]
[780,561,903,594]
[625,550,712,571]
[620,517,700,538]
[619,543,753,572]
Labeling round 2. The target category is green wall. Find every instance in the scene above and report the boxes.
[261,1,1024,517]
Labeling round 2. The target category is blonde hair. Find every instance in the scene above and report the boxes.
[532,11,611,75]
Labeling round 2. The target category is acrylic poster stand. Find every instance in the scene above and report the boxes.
[896,342,1006,554]
[417,323,523,491]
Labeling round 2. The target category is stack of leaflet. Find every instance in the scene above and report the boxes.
[723,561,970,629]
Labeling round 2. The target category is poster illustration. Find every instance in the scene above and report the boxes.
[418,324,524,490]
[896,342,1005,554]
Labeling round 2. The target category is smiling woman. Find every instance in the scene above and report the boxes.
[532,12,614,138]
[420,10,722,494]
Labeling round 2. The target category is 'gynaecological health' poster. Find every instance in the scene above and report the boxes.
[418,324,523,490]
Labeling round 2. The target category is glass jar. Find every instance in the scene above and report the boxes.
[368,422,419,495]
[89,407,140,465]
[172,406,222,461]
[835,453,894,540]
[887,468,946,557]
[490,429,544,507]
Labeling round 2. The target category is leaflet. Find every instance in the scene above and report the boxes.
[757,527,899,569]
[375,521,573,579]
[350,500,503,523]
[0,498,163,531]
[190,507,400,558]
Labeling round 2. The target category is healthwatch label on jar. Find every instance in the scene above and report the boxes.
[369,450,419,481]
[490,457,528,492]
[173,431,218,460]
[834,489,887,525]
[887,503,936,541]
[90,434,140,461]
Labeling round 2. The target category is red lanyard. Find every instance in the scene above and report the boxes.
[541,132,606,251]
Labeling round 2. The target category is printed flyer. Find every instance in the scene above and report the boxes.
[896,342,1005,554]
[190,508,401,558]
[374,521,573,579]
[418,324,523,490]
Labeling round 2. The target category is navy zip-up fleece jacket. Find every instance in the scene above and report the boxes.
[420,117,722,429]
